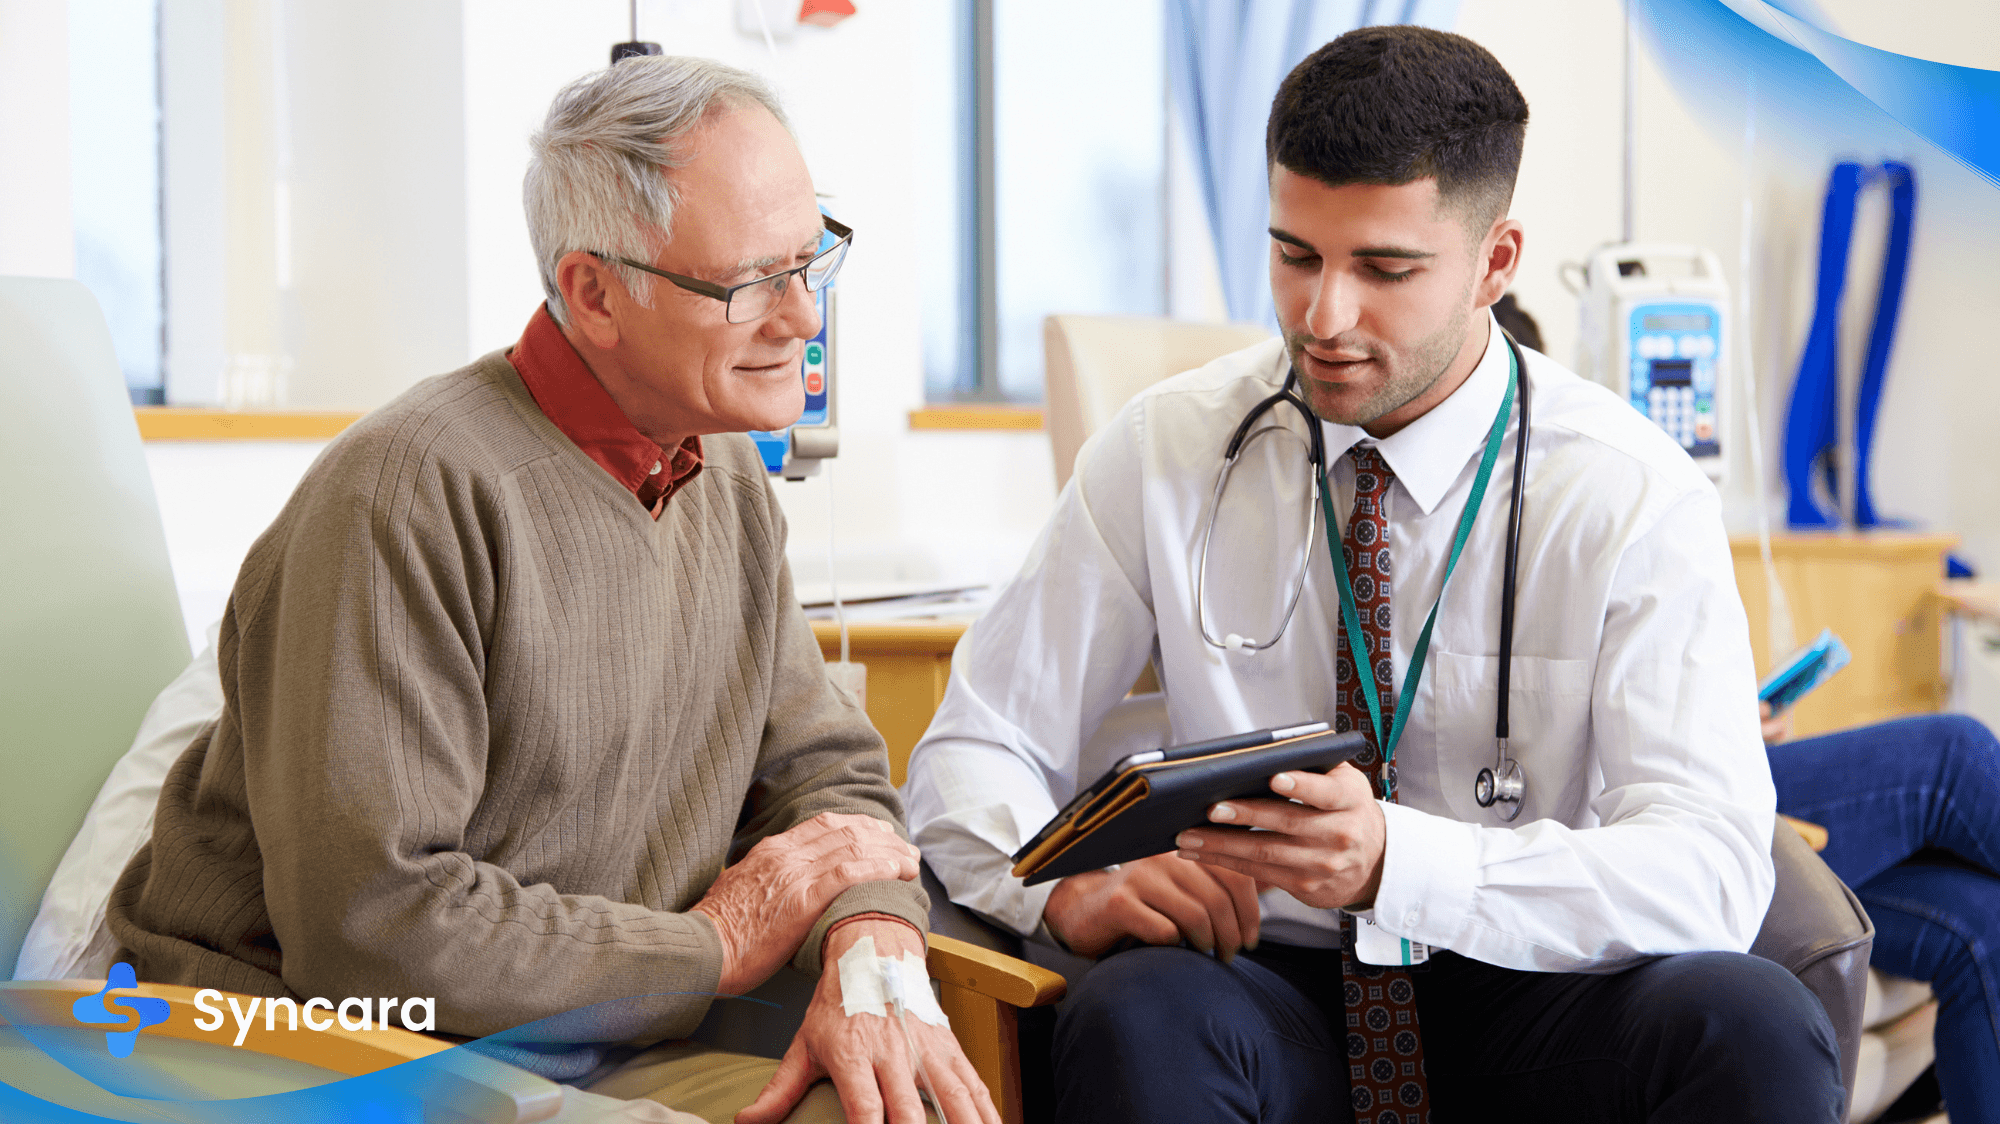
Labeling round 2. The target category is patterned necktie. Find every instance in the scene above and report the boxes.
[1334,444,1430,1124]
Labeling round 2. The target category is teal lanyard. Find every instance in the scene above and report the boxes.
[1318,348,1518,799]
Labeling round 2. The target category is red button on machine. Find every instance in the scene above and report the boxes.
[805,371,824,394]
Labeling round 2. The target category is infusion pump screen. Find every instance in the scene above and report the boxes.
[1641,312,1713,333]
[1627,302,1720,458]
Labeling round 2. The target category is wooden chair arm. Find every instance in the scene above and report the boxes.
[1781,814,1829,853]
[924,933,1066,1124]
[0,981,564,1123]
[925,933,1067,1008]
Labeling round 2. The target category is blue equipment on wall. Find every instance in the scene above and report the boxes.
[1573,244,1730,481]
[1782,161,1915,529]
[748,215,840,479]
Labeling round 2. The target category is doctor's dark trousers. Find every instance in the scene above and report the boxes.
[1050,939,1843,1123]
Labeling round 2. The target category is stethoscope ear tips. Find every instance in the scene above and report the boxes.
[1223,633,1252,652]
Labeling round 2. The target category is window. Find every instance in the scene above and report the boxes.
[922,0,1169,403]
[70,0,166,405]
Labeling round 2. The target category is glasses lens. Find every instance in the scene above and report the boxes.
[804,238,849,291]
[727,272,791,324]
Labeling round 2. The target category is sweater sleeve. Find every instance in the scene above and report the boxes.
[225,435,727,1043]
[731,486,930,979]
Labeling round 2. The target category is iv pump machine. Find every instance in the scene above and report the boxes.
[749,255,839,481]
[1574,244,1728,482]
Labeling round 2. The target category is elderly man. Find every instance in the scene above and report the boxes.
[108,57,993,1124]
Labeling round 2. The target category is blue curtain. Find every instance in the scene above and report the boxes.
[1166,0,1463,329]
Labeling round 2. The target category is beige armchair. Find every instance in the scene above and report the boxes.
[1779,819,1941,1124]
[1042,313,1272,490]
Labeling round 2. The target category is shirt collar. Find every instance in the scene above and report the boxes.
[507,304,702,516]
[1317,311,1510,516]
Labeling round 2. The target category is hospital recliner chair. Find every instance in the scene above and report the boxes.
[0,276,1062,1124]
[1041,312,1892,1117]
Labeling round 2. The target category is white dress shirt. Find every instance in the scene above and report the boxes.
[903,314,1776,973]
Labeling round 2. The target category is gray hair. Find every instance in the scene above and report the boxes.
[525,56,790,324]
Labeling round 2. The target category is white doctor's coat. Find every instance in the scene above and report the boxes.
[903,318,1775,973]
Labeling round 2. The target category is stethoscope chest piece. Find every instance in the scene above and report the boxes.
[1473,739,1526,821]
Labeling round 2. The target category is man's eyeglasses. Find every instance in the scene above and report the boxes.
[596,216,853,325]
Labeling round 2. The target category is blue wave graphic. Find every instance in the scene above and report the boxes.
[1638,0,2000,188]
[0,987,781,1122]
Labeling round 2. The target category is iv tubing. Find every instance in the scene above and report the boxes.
[1738,75,1797,657]
[886,975,945,1116]
[827,462,849,665]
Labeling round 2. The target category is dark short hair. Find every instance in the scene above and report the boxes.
[1266,26,1529,229]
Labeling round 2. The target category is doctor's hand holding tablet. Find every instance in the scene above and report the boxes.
[1041,764,1388,962]
[1029,724,1385,958]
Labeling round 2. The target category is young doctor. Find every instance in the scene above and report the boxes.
[905,27,1842,1123]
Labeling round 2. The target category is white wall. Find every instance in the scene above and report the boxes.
[281,2,471,411]
[1460,0,2000,575]
[0,0,73,278]
[160,0,227,405]
[145,441,327,653]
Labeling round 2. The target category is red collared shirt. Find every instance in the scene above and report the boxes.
[508,305,702,519]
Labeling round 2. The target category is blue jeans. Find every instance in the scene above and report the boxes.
[1052,942,1840,1123]
[1768,713,2000,1123]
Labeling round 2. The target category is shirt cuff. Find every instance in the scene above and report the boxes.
[1369,800,1480,949]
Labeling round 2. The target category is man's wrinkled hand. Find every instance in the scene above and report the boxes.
[737,920,1000,1124]
[1173,763,1385,910]
[691,812,920,996]
[1042,852,1262,961]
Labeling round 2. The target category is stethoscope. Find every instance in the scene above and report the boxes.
[1194,331,1533,821]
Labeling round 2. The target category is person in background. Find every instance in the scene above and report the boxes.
[1764,706,2000,1123]
[1489,291,1541,354]
[107,55,994,1124]
[1504,287,2000,1124]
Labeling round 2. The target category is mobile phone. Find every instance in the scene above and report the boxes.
[1758,629,1851,713]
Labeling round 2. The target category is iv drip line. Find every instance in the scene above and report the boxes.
[1738,74,1797,658]
[827,462,849,666]
[750,0,781,58]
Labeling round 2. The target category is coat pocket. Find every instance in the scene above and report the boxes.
[1424,650,1593,823]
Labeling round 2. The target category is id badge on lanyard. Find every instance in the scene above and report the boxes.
[1352,913,1430,967]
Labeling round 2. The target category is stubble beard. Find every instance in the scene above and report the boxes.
[1287,300,1474,429]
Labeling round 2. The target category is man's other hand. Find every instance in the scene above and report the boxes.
[737,919,1000,1124]
[691,812,920,996]
[1041,852,1262,961]
[1174,764,1385,910]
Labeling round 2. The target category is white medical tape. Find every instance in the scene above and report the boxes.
[836,935,949,1027]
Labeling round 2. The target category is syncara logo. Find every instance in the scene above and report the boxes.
[72,962,171,1058]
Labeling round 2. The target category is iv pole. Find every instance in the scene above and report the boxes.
[612,0,662,63]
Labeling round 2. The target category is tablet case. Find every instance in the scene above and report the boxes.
[1011,728,1369,886]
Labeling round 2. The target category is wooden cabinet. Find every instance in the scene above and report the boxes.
[812,619,969,785]
[1730,533,1956,738]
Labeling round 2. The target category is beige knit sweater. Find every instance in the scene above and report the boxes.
[107,351,926,1070]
